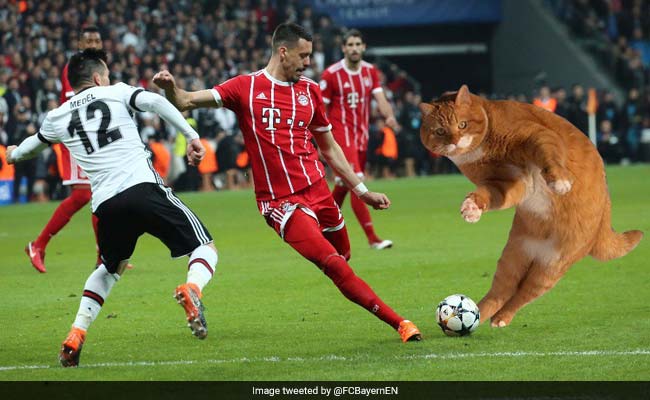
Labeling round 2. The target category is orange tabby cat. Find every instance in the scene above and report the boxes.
[419,85,643,327]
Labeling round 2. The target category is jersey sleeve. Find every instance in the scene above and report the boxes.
[60,63,74,105]
[308,82,332,133]
[113,82,146,111]
[319,70,332,105]
[37,115,61,145]
[211,75,245,113]
[370,65,383,95]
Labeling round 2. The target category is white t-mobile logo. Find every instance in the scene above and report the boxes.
[347,92,359,109]
[262,107,281,131]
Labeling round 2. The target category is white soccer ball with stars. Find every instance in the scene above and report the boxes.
[435,294,480,336]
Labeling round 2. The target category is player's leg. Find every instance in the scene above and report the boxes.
[355,149,392,249]
[331,146,358,208]
[350,191,388,247]
[144,183,217,339]
[331,180,349,207]
[26,185,92,273]
[282,210,420,341]
[59,193,139,367]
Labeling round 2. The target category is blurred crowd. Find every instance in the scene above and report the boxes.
[522,83,650,164]
[545,0,650,91]
[0,0,421,202]
[542,0,650,164]
[0,0,648,205]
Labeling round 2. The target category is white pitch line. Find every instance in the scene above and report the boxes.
[1,350,648,372]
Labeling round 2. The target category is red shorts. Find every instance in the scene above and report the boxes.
[257,178,344,238]
[53,144,90,186]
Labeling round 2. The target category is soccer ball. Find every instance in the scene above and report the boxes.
[435,294,480,336]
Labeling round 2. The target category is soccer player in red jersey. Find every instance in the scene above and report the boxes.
[25,27,105,272]
[154,23,421,342]
[320,29,399,250]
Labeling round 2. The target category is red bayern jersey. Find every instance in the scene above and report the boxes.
[59,62,75,105]
[57,61,89,184]
[212,69,332,201]
[320,60,383,152]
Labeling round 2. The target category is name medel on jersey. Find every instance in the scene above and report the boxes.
[39,82,156,211]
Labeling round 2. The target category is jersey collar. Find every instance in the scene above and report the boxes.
[262,69,291,86]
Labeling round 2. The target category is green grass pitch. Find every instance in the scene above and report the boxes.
[0,165,648,380]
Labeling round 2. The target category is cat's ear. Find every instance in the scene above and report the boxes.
[418,102,434,116]
[455,85,472,107]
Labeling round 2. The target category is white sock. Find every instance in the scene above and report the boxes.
[187,245,218,292]
[72,264,120,331]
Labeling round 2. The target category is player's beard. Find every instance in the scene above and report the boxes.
[291,68,304,83]
[347,53,361,66]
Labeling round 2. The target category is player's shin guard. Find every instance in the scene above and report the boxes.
[321,254,403,329]
[72,264,120,331]
[187,244,217,292]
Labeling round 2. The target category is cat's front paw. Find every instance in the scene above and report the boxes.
[461,197,483,223]
[542,168,573,195]
[547,179,572,195]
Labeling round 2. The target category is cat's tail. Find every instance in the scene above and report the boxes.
[590,201,643,261]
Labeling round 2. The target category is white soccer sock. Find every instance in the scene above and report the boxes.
[187,245,218,292]
[72,264,120,331]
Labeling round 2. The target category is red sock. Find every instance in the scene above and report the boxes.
[284,211,403,329]
[331,184,348,207]
[321,254,403,329]
[350,193,381,244]
[35,187,91,249]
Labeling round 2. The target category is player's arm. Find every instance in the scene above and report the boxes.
[131,90,206,166]
[373,89,399,130]
[6,134,51,164]
[314,130,390,210]
[152,70,217,111]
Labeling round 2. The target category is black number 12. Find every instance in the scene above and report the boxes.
[67,100,123,154]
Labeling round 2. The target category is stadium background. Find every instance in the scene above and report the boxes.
[0,0,648,384]
[1,0,649,203]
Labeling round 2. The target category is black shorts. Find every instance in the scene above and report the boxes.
[94,182,212,273]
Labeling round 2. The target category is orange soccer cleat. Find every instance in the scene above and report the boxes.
[174,283,208,339]
[398,320,422,343]
[59,327,86,367]
[25,242,46,273]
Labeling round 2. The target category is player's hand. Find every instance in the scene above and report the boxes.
[186,138,205,166]
[5,145,17,164]
[385,116,400,131]
[152,70,176,91]
[360,191,391,210]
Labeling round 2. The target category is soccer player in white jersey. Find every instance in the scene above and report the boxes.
[7,49,218,367]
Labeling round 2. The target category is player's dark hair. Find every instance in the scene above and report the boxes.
[81,25,100,35]
[68,48,108,89]
[271,23,312,53]
[343,29,363,44]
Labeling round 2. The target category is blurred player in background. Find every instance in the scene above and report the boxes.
[25,26,105,273]
[320,29,398,250]
[154,23,421,343]
[8,49,218,367]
